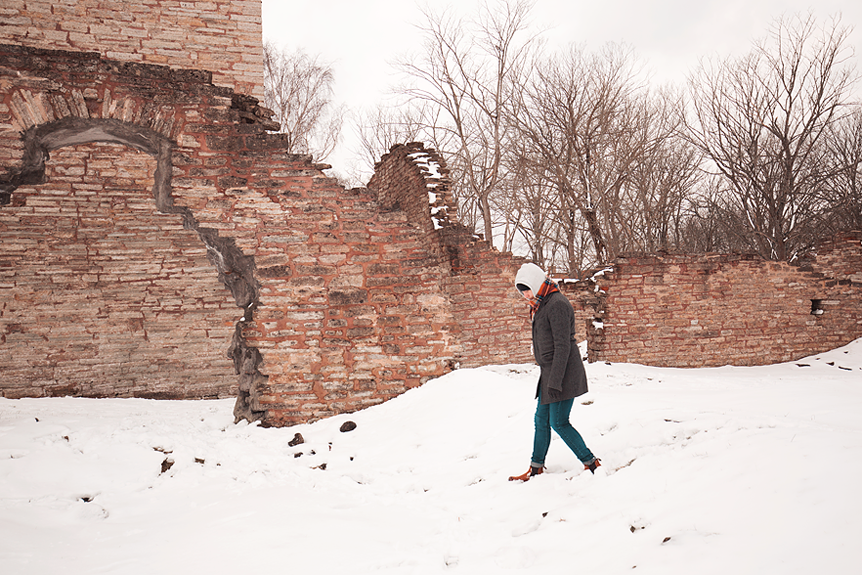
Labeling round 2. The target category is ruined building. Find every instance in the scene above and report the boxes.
[1,2,860,428]
[0,1,532,426]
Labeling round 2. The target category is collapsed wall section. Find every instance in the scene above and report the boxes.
[368,143,534,368]
[589,232,862,367]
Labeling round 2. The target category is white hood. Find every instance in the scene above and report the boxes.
[514,263,546,293]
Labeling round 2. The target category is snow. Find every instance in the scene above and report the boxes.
[408,151,444,183]
[2,340,862,574]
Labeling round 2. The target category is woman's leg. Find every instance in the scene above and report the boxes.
[530,398,551,468]
[548,398,595,464]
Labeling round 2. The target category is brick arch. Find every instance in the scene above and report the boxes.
[0,115,258,308]
[0,115,260,399]
[1,117,173,206]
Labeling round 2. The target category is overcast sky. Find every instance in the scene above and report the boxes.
[260,0,861,175]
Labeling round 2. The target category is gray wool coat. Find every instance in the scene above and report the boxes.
[532,290,588,405]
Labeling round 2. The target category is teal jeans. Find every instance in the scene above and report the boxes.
[531,394,594,467]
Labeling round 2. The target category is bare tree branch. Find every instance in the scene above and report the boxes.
[685,14,858,260]
[263,42,346,162]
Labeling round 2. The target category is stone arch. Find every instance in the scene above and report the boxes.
[0,116,260,399]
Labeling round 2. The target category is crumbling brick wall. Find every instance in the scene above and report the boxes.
[558,278,602,343]
[589,232,862,367]
[368,143,534,369]
[0,44,465,426]
[0,0,263,98]
[1,142,238,399]
[6,0,859,429]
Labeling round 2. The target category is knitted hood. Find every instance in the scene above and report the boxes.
[514,263,547,293]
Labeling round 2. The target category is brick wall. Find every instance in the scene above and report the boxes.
[589,233,862,367]
[5,35,858,430]
[1,143,238,399]
[368,143,534,368]
[0,45,469,426]
[559,279,602,343]
[0,0,263,99]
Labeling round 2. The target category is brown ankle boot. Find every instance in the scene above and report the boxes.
[584,458,601,474]
[508,465,544,481]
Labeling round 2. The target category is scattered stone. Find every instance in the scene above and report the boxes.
[160,458,174,474]
[340,421,357,433]
[288,433,304,447]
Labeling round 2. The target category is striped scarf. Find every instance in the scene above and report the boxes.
[528,277,560,320]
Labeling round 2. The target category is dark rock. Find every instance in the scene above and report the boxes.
[160,458,174,474]
[288,432,304,447]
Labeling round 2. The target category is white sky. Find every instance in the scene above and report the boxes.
[261,0,862,175]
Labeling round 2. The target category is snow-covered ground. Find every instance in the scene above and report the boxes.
[2,340,861,574]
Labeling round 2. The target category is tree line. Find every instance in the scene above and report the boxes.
[264,2,861,277]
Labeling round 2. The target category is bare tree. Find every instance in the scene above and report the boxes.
[822,105,862,231]
[263,42,345,162]
[397,0,538,246]
[510,43,647,271]
[685,15,857,260]
[625,88,703,253]
[354,102,426,178]
[496,143,557,262]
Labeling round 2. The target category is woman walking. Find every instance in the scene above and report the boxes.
[509,263,600,481]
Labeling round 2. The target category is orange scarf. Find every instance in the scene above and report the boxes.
[528,278,560,320]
